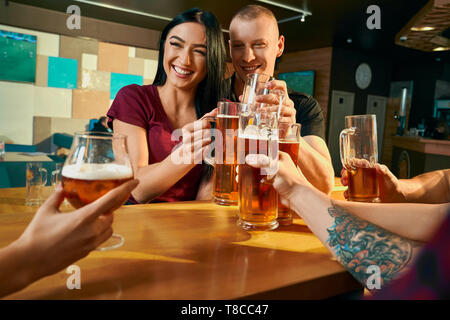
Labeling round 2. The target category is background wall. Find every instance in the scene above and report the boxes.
[0,23,158,145]
[276,47,333,125]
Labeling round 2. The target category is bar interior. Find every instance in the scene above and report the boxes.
[0,0,449,301]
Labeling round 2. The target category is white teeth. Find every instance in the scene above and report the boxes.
[242,66,259,71]
[173,66,193,75]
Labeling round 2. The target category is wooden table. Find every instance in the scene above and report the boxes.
[0,179,361,300]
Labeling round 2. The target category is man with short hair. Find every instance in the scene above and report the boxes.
[227,5,335,194]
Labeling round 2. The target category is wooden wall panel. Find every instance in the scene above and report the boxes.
[276,47,333,126]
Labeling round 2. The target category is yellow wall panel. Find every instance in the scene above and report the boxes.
[72,89,110,119]
[80,69,110,92]
[0,81,34,144]
[34,86,72,118]
[144,59,158,80]
[128,57,145,76]
[98,42,129,74]
[82,53,98,71]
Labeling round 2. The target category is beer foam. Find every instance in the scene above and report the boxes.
[237,134,278,141]
[217,114,239,119]
[62,163,133,180]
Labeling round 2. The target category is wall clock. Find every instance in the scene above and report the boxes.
[355,63,372,90]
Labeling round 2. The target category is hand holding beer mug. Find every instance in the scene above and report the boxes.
[242,73,274,104]
[277,122,301,225]
[62,132,133,250]
[237,103,279,231]
[204,102,244,206]
[340,115,380,202]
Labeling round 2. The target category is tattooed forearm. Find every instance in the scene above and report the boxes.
[326,201,414,289]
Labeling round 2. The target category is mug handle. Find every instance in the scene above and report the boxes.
[200,116,216,167]
[339,127,355,171]
[39,168,48,186]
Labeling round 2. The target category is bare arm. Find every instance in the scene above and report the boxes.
[288,186,423,289]
[0,180,137,297]
[114,118,211,203]
[298,135,335,195]
[342,167,450,204]
[247,153,425,290]
[399,169,450,204]
[327,199,449,243]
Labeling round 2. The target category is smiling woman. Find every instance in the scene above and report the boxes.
[106,8,228,204]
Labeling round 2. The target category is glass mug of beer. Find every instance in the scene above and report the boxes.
[340,114,380,202]
[237,103,279,231]
[242,73,274,104]
[205,101,245,206]
[25,162,47,206]
[61,132,133,251]
[277,122,301,225]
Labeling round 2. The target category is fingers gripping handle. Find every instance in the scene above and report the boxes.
[340,127,355,171]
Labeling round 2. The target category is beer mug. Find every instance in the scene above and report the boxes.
[277,122,301,225]
[340,114,380,202]
[242,73,274,104]
[25,162,47,206]
[237,103,279,231]
[206,101,245,206]
[62,132,133,250]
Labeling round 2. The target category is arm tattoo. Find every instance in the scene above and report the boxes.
[326,202,414,288]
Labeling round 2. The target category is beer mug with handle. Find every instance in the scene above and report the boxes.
[61,132,133,250]
[204,101,246,206]
[340,114,380,202]
[237,102,279,231]
[277,122,301,225]
[26,162,47,206]
[242,73,274,104]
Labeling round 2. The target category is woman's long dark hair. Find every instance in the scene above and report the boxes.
[153,8,228,118]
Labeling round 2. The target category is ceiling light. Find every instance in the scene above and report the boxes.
[433,47,450,51]
[301,15,305,22]
[411,26,435,31]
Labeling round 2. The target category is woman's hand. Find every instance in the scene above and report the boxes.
[17,180,138,282]
[173,109,217,165]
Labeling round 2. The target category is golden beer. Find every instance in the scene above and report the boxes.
[237,135,278,230]
[347,166,379,202]
[277,140,300,224]
[62,163,133,208]
[214,114,239,205]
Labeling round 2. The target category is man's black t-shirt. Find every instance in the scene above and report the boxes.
[226,75,325,140]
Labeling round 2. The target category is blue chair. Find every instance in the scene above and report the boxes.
[0,167,11,188]
[53,133,73,150]
[5,144,37,152]
[89,119,98,131]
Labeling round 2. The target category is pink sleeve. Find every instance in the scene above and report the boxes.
[107,84,152,130]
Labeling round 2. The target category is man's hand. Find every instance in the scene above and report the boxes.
[255,80,296,125]
[340,164,406,202]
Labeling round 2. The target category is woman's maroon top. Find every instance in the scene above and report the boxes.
[107,84,203,203]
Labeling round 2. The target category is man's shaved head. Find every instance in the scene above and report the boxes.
[230,5,279,37]
[228,4,284,90]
